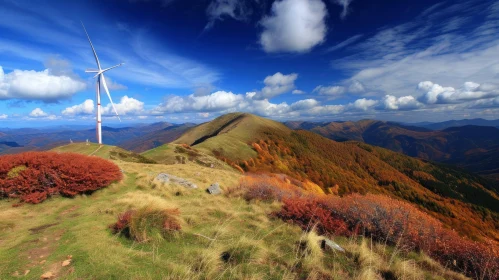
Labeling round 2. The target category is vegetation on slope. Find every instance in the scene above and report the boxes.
[0,152,122,203]
[177,113,499,241]
[52,143,156,164]
[0,157,471,279]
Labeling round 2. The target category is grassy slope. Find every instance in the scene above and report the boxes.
[173,113,499,241]
[52,143,155,163]
[0,151,467,279]
[174,113,289,161]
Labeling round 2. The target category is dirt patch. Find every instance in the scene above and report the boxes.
[28,223,59,234]
[60,205,79,216]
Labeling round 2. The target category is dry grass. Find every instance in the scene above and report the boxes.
[0,151,472,279]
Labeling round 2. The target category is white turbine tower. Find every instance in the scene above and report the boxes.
[82,23,122,145]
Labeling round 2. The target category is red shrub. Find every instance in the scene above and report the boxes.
[110,210,135,237]
[275,193,499,280]
[0,152,122,203]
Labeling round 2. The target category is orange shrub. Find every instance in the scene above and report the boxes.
[0,152,122,204]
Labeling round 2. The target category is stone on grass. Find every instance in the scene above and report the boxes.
[206,183,221,195]
[155,173,198,189]
[62,259,71,267]
[40,271,54,279]
[320,238,345,253]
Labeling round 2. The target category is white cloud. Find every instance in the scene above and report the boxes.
[204,0,250,30]
[0,66,86,102]
[62,99,94,116]
[348,80,365,93]
[418,81,499,104]
[382,95,423,110]
[259,0,328,53]
[351,98,377,111]
[333,0,354,19]
[292,89,306,94]
[29,108,48,117]
[290,99,319,110]
[255,72,298,99]
[102,95,145,115]
[0,114,7,119]
[313,85,345,97]
[103,76,128,91]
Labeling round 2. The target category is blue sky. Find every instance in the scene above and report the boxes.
[0,0,499,127]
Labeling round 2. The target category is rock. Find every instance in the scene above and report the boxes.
[155,173,198,189]
[320,238,345,253]
[62,259,71,267]
[40,271,54,279]
[206,183,222,195]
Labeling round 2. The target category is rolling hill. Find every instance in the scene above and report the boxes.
[287,120,499,180]
[173,113,499,241]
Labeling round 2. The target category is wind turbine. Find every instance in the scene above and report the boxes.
[82,22,123,145]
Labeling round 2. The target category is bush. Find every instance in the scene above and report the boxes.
[242,175,498,279]
[275,194,499,280]
[110,206,181,242]
[0,152,122,203]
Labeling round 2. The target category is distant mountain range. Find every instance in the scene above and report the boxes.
[285,119,499,180]
[408,118,499,130]
[0,122,194,154]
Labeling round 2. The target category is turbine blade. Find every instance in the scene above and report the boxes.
[85,69,99,73]
[101,63,124,73]
[81,22,101,70]
[101,73,121,122]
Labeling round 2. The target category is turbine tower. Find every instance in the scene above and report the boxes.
[82,23,122,145]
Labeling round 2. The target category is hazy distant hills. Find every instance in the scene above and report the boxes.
[286,120,499,180]
[172,113,499,240]
[0,122,190,154]
[410,118,499,130]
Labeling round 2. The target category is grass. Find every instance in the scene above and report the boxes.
[0,146,471,279]
[174,113,289,161]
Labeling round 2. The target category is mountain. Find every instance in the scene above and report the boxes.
[0,122,180,154]
[410,118,499,130]
[120,123,194,152]
[287,120,499,180]
[172,113,499,242]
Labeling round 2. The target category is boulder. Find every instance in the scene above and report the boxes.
[155,173,198,189]
[207,183,221,195]
[320,238,345,253]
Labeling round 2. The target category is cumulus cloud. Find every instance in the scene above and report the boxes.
[0,66,86,102]
[313,85,345,97]
[29,108,48,117]
[292,89,306,94]
[205,0,251,30]
[418,81,499,104]
[351,98,377,111]
[0,114,7,119]
[290,99,319,110]
[255,72,298,99]
[259,0,328,53]
[381,95,423,110]
[348,80,365,93]
[62,99,94,116]
[102,95,145,115]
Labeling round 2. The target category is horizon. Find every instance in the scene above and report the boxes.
[1,0,499,127]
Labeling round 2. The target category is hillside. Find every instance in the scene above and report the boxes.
[120,124,193,153]
[52,143,155,164]
[175,113,499,242]
[174,113,289,161]
[411,118,499,130]
[287,120,499,180]
[0,148,478,279]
